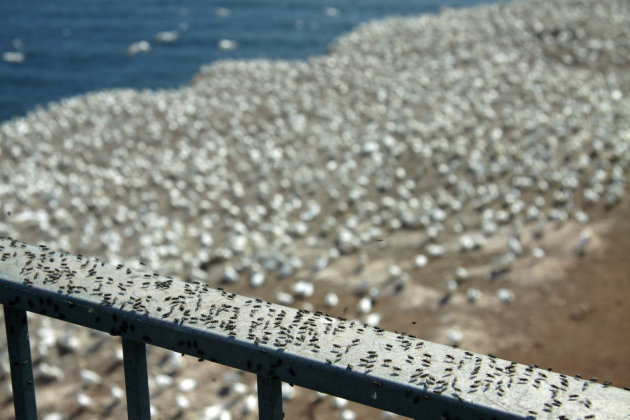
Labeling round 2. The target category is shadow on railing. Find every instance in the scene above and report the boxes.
[0,237,628,419]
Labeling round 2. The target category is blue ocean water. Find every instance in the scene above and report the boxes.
[0,0,501,123]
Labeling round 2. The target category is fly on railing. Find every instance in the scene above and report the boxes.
[0,237,628,419]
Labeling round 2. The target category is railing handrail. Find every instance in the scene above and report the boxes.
[0,237,628,419]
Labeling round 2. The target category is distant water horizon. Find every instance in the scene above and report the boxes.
[0,0,506,123]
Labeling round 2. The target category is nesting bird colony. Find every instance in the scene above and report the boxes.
[0,0,629,418]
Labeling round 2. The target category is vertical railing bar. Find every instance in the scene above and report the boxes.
[122,337,151,420]
[3,305,38,420]
[257,375,283,420]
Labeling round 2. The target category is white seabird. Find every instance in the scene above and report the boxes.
[155,31,179,43]
[2,51,25,64]
[126,40,151,57]
[218,39,238,51]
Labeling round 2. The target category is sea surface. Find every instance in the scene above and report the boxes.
[0,0,504,123]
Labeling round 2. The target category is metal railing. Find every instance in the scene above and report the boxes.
[0,237,628,419]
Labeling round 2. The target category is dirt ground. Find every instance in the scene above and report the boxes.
[496,203,630,387]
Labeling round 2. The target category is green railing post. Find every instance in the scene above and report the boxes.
[4,305,38,420]
[122,338,151,420]
[257,375,283,420]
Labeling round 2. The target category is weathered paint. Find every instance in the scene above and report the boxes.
[1,237,629,419]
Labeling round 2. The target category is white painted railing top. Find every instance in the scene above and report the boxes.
[1,237,629,419]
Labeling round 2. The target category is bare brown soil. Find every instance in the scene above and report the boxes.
[496,203,630,387]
